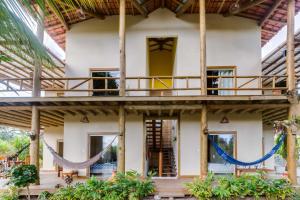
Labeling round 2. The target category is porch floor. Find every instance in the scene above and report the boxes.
[0,171,193,197]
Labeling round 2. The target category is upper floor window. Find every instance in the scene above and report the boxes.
[207,67,235,96]
[91,69,120,96]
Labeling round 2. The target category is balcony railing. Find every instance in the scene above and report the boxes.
[0,75,298,97]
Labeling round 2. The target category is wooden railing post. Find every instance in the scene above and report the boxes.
[286,0,297,185]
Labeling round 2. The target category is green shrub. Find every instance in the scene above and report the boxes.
[38,191,53,200]
[186,173,296,200]
[48,171,155,200]
[0,186,19,200]
[9,165,38,200]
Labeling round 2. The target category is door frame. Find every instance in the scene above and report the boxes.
[143,115,180,179]
[55,139,64,171]
[86,132,118,177]
[208,131,237,174]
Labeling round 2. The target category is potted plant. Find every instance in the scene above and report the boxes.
[9,165,38,200]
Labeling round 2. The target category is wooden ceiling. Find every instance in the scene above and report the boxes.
[42,0,300,50]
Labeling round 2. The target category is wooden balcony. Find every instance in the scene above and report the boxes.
[0,75,297,97]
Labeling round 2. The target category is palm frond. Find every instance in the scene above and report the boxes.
[0,0,53,67]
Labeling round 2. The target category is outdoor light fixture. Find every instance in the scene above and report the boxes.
[220,116,229,124]
[80,115,89,123]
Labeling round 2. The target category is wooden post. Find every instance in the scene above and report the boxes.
[286,0,297,185]
[119,0,126,96]
[30,6,44,185]
[200,104,208,178]
[117,106,126,172]
[159,152,163,177]
[200,0,207,95]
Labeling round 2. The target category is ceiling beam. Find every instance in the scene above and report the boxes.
[258,0,283,26]
[224,0,268,17]
[58,1,105,20]
[176,0,194,17]
[131,0,148,17]
[46,2,70,30]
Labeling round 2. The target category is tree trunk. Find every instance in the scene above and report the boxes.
[26,185,31,200]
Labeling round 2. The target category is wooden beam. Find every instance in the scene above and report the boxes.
[200,104,208,177]
[46,1,70,30]
[176,0,194,17]
[117,106,126,172]
[286,0,297,185]
[224,0,268,17]
[259,0,284,26]
[131,0,148,17]
[200,0,207,95]
[58,1,105,19]
[119,0,126,97]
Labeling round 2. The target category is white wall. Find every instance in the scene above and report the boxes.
[42,126,64,171]
[263,126,275,169]
[180,113,201,176]
[65,9,261,96]
[63,114,143,176]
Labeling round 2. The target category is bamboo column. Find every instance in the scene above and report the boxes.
[200,104,208,178]
[286,0,297,185]
[117,0,126,173]
[200,0,208,178]
[117,106,126,172]
[200,0,207,96]
[119,0,126,97]
[30,6,44,185]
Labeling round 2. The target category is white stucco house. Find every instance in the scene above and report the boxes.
[1,0,299,184]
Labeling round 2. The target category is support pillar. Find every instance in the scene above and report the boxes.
[286,0,297,185]
[117,106,126,172]
[30,6,44,185]
[117,0,126,173]
[199,0,208,178]
[119,0,126,97]
[200,0,207,96]
[200,104,208,178]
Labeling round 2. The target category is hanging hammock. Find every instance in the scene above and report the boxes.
[208,133,286,166]
[42,136,117,169]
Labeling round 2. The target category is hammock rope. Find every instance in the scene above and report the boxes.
[42,136,117,169]
[209,133,286,167]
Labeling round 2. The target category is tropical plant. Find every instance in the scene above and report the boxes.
[0,0,53,66]
[38,191,53,200]
[186,173,296,200]
[47,171,155,200]
[0,186,19,200]
[185,172,214,200]
[9,165,39,200]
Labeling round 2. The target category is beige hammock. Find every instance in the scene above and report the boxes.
[42,136,117,169]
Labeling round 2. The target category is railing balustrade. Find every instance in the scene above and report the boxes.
[0,75,298,97]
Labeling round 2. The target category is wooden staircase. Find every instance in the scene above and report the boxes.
[146,120,177,177]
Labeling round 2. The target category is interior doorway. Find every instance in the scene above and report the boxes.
[145,119,178,178]
[147,37,177,96]
[88,134,118,179]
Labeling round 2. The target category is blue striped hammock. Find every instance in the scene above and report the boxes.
[208,133,286,166]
